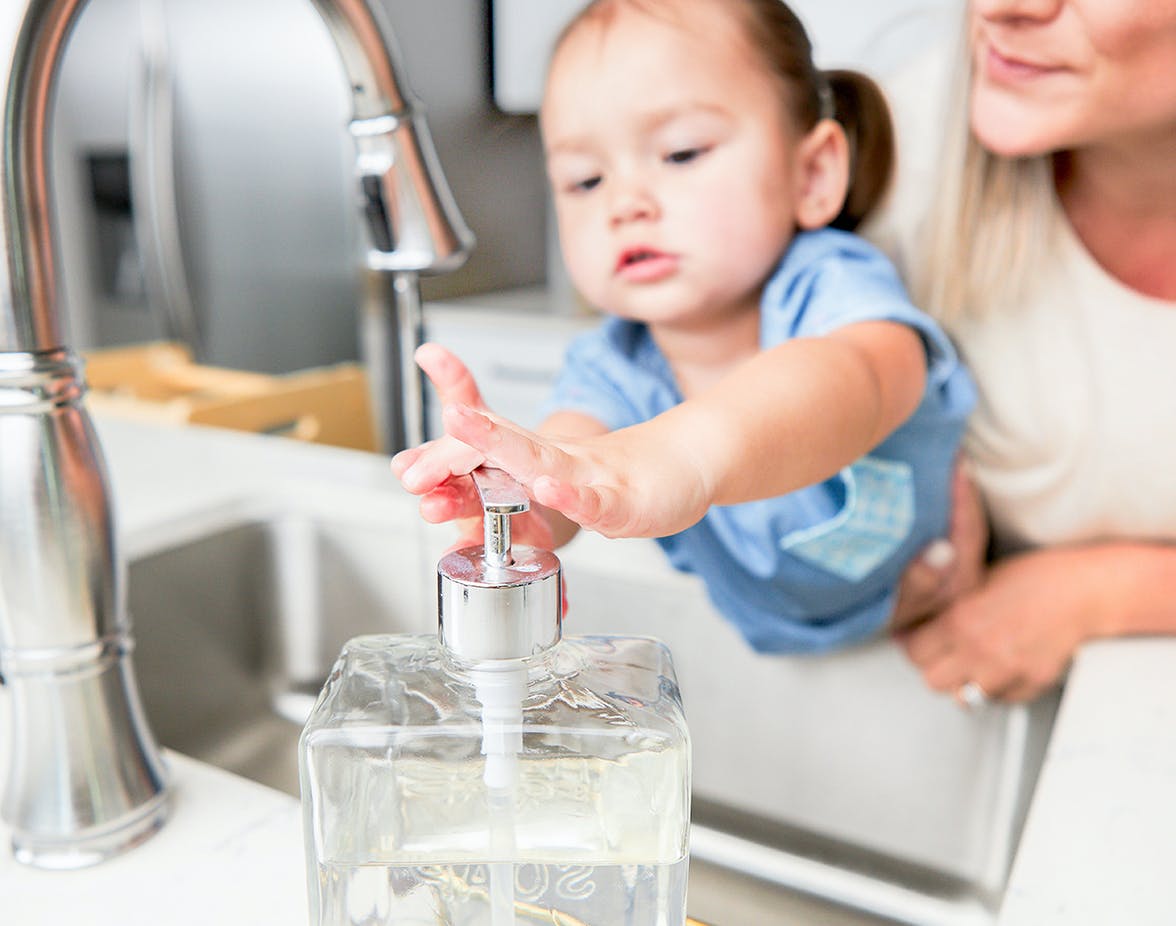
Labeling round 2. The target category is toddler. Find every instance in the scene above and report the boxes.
[394,0,975,653]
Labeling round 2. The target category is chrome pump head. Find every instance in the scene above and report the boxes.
[438,468,563,662]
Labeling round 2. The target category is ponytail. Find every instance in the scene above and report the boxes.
[824,69,894,232]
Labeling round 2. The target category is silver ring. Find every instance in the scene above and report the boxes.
[957,681,989,710]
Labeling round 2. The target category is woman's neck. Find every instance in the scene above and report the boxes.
[1055,138,1176,300]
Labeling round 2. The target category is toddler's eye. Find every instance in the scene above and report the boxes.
[665,147,706,165]
[567,175,602,193]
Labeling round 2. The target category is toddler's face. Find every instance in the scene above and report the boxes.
[970,0,1176,156]
[541,2,803,332]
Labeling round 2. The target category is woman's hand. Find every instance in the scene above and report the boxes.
[896,545,1107,703]
[891,461,989,628]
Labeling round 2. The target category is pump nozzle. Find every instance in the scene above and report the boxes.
[471,466,528,568]
[457,469,549,926]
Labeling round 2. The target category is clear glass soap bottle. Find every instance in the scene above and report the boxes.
[299,467,692,926]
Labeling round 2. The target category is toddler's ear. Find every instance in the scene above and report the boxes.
[793,119,850,230]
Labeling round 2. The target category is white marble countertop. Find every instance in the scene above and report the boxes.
[1,754,305,925]
[998,637,1176,925]
[1,416,1174,924]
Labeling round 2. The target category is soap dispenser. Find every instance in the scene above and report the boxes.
[299,467,692,926]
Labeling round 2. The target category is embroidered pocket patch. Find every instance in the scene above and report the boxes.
[779,456,915,582]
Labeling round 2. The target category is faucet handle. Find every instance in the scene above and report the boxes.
[471,467,527,567]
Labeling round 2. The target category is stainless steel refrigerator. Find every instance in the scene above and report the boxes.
[50,0,546,375]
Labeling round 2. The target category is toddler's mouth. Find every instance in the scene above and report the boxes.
[618,248,658,267]
[615,247,677,281]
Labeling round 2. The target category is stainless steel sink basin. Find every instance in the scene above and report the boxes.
[130,514,427,797]
[127,494,1057,925]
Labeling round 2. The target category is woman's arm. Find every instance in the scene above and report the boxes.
[438,319,927,539]
[897,541,1176,702]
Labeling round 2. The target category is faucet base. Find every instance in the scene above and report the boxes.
[1,638,171,869]
[11,788,169,870]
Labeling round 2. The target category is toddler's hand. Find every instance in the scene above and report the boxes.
[439,402,711,540]
[391,343,489,524]
[391,344,556,551]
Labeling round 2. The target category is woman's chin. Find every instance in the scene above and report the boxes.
[970,97,1064,159]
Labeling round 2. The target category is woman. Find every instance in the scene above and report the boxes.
[883,0,1176,703]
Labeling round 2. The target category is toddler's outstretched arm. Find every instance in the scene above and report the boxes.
[397,320,927,541]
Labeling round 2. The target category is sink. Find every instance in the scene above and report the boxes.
[130,511,429,796]
[127,488,1057,925]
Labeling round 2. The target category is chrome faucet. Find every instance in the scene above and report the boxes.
[0,0,472,868]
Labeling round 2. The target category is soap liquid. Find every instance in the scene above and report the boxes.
[315,858,689,926]
[307,745,689,926]
[303,636,690,926]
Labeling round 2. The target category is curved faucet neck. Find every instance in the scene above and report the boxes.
[1,0,467,354]
[1,0,83,352]
[308,0,410,119]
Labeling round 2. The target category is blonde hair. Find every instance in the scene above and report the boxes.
[912,20,1058,322]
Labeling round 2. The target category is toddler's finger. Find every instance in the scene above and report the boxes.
[443,404,554,485]
[531,475,584,521]
[419,484,483,523]
[390,444,426,477]
[532,475,610,532]
[400,436,486,493]
[415,343,485,409]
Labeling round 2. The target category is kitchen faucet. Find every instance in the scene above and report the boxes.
[0,0,472,868]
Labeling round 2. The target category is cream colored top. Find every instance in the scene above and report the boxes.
[869,50,1176,555]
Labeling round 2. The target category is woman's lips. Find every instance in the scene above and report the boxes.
[982,40,1066,84]
[615,248,678,282]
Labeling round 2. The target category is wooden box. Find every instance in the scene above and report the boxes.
[83,342,377,452]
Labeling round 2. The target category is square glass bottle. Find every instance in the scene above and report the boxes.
[299,468,692,925]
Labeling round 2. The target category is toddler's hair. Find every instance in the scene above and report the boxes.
[556,0,895,231]
[823,68,894,231]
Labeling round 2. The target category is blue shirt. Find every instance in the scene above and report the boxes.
[547,228,976,653]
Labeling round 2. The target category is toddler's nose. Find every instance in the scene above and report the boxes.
[608,181,659,225]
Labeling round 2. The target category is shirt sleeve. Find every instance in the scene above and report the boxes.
[541,321,658,431]
[762,228,962,393]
